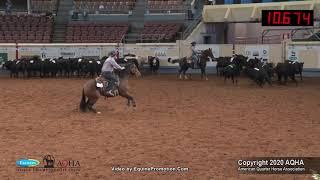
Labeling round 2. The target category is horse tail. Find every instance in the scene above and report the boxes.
[79,88,87,112]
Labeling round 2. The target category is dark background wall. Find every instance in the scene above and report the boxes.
[0,0,27,11]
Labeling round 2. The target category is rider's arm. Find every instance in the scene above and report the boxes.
[110,58,124,70]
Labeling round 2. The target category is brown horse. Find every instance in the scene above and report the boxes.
[79,63,141,113]
[167,48,214,80]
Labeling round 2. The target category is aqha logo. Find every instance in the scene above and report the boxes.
[57,160,81,168]
[285,159,304,166]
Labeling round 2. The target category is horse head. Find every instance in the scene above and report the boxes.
[200,48,214,62]
[124,62,141,78]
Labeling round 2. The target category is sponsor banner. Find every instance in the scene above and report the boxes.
[18,46,115,59]
[244,45,269,62]
[287,45,313,62]
[287,44,320,68]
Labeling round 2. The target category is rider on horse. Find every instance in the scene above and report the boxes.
[191,41,201,68]
[101,50,125,97]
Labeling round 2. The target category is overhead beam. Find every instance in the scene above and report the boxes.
[250,6,257,19]
[309,2,314,10]
[224,7,230,20]
[203,1,319,23]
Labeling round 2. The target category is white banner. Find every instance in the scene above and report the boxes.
[18,46,113,59]
[286,45,310,62]
[244,45,269,61]
[287,44,320,68]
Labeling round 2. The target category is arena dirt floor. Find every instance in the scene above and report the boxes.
[0,74,319,180]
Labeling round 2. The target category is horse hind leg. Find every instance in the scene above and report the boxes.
[87,100,97,113]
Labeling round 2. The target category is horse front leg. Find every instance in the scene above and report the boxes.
[183,69,188,80]
[201,68,208,80]
[119,90,136,107]
[178,68,182,79]
[216,66,219,76]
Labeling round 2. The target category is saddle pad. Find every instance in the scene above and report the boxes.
[30,60,34,63]
[96,61,101,64]
[89,61,93,63]
[96,82,103,88]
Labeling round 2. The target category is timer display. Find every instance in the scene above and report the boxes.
[261,10,314,26]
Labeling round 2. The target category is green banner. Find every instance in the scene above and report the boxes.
[0,53,8,65]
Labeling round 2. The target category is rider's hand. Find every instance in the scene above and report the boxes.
[120,67,125,70]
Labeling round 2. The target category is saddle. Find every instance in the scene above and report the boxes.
[95,76,119,97]
[187,56,200,69]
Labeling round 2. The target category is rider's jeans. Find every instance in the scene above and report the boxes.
[101,71,118,91]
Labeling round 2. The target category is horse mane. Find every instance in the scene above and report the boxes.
[115,62,134,78]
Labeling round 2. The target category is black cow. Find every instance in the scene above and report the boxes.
[85,59,98,78]
[3,60,15,78]
[40,58,59,78]
[26,57,41,78]
[285,60,304,81]
[244,67,271,87]
[214,54,248,76]
[261,63,274,80]
[221,64,241,84]
[14,59,27,78]
[245,57,262,68]
[215,56,232,76]
[148,56,160,75]
[95,59,104,76]
[275,61,301,85]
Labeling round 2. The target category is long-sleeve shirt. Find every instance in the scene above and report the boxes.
[191,46,201,56]
[101,56,122,72]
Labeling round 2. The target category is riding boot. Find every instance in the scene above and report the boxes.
[106,83,115,97]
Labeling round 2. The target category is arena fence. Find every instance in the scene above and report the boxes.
[0,41,319,69]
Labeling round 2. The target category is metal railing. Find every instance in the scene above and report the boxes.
[235,35,283,44]
[123,34,167,43]
[182,13,202,39]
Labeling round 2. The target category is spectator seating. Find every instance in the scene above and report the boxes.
[147,0,185,13]
[73,0,136,14]
[140,23,182,42]
[65,22,129,43]
[31,0,59,13]
[0,14,54,43]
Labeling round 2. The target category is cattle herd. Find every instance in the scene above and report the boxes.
[1,54,157,79]
[1,53,304,87]
[214,54,304,86]
[3,56,106,79]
